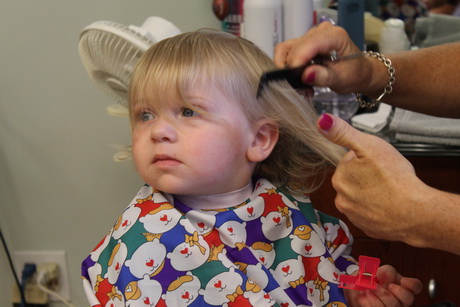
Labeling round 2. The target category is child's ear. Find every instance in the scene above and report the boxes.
[247,119,279,163]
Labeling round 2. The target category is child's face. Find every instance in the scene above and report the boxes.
[131,85,259,196]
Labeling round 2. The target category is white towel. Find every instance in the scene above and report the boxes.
[351,103,392,133]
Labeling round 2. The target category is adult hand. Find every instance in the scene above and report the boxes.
[274,22,373,95]
[316,113,431,245]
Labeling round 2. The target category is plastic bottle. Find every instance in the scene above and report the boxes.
[337,0,365,50]
[243,0,283,58]
[283,0,314,40]
[379,18,410,54]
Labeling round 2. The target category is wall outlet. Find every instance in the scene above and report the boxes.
[14,250,71,302]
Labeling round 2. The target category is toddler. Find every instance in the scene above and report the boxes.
[82,29,421,306]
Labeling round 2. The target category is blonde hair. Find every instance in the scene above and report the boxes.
[129,29,345,194]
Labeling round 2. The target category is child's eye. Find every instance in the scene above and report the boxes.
[181,108,197,117]
[139,111,155,122]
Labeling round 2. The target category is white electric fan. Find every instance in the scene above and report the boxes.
[78,16,181,116]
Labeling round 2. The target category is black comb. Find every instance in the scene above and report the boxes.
[256,58,322,98]
[256,51,363,98]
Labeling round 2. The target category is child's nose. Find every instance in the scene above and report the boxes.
[150,119,177,142]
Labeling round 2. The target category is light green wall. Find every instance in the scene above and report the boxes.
[0,1,220,306]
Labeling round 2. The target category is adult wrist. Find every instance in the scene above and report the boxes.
[401,182,442,250]
[355,51,395,108]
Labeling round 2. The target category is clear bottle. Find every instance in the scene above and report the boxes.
[313,87,359,122]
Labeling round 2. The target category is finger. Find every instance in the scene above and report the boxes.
[387,283,418,306]
[359,290,385,307]
[317,113,370,158]
[376,265,401,287]
[287,22,344,67]
[400,277,423,294]
[340,146,357,162]
[273,39,295,68]
[369,286,402,307]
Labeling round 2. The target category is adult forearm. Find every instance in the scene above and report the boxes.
[405,186,460,255]
[365,43,460,118]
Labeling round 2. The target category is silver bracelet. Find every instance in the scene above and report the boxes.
[355,51,396,108]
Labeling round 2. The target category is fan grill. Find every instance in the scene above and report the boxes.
[79,21,155,108]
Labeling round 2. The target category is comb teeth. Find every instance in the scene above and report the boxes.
[256,64,309,98]
[256,75,269,99]
[256,58,322,98]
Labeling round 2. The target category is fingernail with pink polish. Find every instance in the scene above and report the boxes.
[306,72,316,84]
[319,113,333,131]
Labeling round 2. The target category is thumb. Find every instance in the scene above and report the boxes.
[317,113,367,157]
